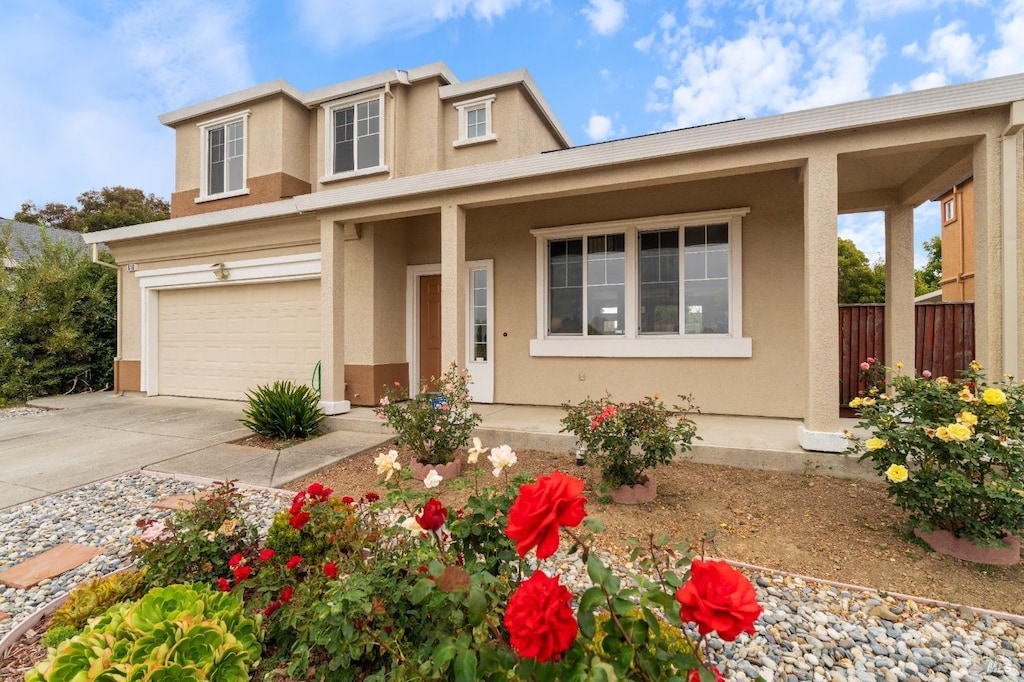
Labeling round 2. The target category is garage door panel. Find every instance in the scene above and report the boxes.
[158,280,321,400]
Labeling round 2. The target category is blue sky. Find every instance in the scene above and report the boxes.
[2,1,1022,266]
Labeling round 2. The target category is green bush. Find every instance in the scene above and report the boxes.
[27,583,262,682]
[131,480,258,590]
[373,364,482,465]
[0,222,115,404]
[241,380,325,440]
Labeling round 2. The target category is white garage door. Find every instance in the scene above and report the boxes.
[157,280,321,400]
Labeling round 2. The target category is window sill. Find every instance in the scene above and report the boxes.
[319,165,390,184]
[453,134,497,148]
[529,336,752,358]
[195,188,250,204]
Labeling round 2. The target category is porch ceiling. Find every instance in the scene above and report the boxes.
[837,141,974,213]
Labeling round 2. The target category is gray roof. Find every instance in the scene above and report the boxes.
[1,218,88,264]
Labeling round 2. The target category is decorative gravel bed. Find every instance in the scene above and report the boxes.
[0,462,1020,679]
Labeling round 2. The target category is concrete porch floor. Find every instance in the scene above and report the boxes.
[328,404,876,482]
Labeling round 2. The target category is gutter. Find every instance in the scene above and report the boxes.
[91,243,118,270]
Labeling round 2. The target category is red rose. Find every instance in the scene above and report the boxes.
[504,571,578,662]
[505,471,587,559]
[306,482,332,501]
[415,498,448,532]
[228,552,243,569]
[280,586,295,603]
[342,496,355,504]
[290,511,311,530]
[263,600,281,616]
[289,492,307,515]
[233,565,252,582]
[675,559,762,641]
[217,577,231,592]
[324,562,339,579]
[365,492,380,502]
[688,667,725,682]
[259,548,276,561]
[286,555,302,570]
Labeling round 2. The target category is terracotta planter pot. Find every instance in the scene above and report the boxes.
[913,528,1021,566]
[409,457,462,481]
[608,474,657,505]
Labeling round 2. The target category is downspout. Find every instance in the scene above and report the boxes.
[91,243,118,270]
[1002,101,1023,376]
[385,69,408,180]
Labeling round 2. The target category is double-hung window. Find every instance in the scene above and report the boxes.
[531,208,751,358]
[323,92,386,181]
[453,95,497,147]
[197,111,249,202]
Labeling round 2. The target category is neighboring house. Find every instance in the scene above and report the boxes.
[936,176,975,302]
[1,219,87,269]
[82,63,1024,453]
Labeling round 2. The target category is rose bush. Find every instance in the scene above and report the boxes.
[561,393,700,489]
[848,360,1024,547]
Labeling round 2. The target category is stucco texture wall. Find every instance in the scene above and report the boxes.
[464,169,806,418]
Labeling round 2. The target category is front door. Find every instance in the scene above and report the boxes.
[419,274,442,388]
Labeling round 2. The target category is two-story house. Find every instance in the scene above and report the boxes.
[84,63,1024,453]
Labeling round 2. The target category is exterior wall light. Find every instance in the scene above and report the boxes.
[212,263,229,280]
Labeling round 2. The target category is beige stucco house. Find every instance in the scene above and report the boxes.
[83,63,1024,453]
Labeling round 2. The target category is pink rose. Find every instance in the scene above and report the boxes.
[859,362,870,371]
[922,370,932,378]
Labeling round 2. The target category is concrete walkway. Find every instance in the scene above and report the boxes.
[1,392,871,510]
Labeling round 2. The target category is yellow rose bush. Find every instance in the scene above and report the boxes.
[847,361,1024,547]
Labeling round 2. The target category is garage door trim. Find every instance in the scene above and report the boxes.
[136,253,321,395]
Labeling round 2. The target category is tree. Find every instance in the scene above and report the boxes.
[914,235,942,296]
[15,186,169,233]
[0,223,116,404]
[837,237,885,303]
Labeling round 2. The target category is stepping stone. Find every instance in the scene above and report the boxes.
[0,611,10,621]
[0,544,104,590]
[151,490,212,510]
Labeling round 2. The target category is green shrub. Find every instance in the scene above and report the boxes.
[50,570,147,631]
[0,222,115,404]
[241,380,325,440]
[561,393,700,488]
[373,363,482,465]
[27,583,262,682]
[131,480,258,590]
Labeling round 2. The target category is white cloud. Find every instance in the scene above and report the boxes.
[787,30,885,111]
[634,32,655,52]
[838,212,885,264]
[984,0,1024,77]
[909,71,948,90]
[295,0,525,50]
[582,0,627,36]
[668,20,803,127]
[0,1,242,215]
[653,75,670,89]
[584,113,614,141]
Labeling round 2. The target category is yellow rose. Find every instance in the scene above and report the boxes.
[849,397,863,408]
[970,360,982,371]
[861,397,876,407]
[896,361,904,369]
[935,426,952,442]
[957,411,978,426]
[982,388,1006,405]
[865,437,888,451]
[885,464,909,483]
[947,423,972,441]
[958,387,975,402]
[935,376,949,386]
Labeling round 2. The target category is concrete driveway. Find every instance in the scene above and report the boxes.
[0,392,391,509]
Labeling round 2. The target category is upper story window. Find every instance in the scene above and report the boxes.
[530,208,751,358]
[943,196,956,224]
[196,111,250,203]
[323,92,387,182]
[453,95,497,147]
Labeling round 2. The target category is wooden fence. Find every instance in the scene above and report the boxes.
[839,302,975,407]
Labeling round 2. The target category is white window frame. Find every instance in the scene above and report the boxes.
[529,208,752,358]
[321,91,388,183]
[453,95,497,148]
[196,110,251,203]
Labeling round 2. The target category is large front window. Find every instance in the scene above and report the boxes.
[531,209,751,358]
[324,93,385,180]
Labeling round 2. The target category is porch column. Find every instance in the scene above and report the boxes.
[884,206,916,376]
[798,152,846,452]
[319,217,351,415]
[440,203,466,368]
[973,133,1003,376]
[1002,102,1023,378]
